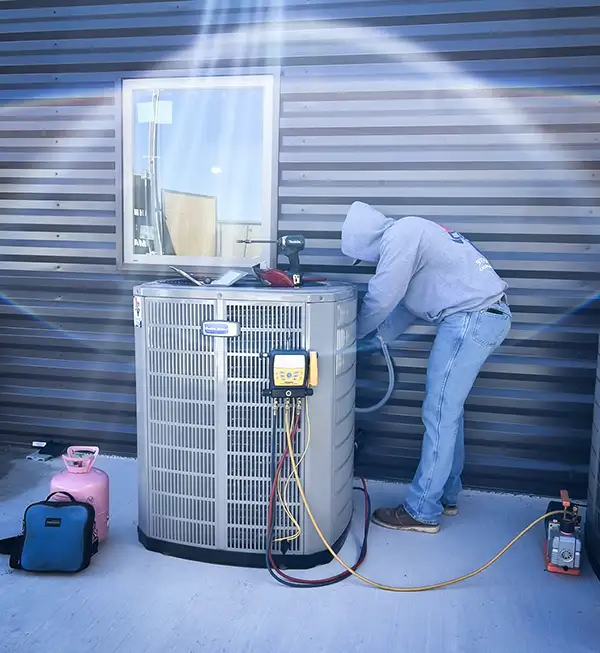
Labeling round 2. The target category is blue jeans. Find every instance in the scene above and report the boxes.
[403,300,512,525]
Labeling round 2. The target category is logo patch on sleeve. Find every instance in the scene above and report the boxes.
[439,224,466,244]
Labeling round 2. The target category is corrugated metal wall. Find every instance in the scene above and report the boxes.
[0,0,598,497]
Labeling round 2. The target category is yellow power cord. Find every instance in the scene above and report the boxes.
[284,398,566,592]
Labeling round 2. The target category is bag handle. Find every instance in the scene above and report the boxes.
[46,491,78,502]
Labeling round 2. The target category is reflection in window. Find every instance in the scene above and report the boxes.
[122,76,275,265]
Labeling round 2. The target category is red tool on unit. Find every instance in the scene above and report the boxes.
[237,234,326,288]
[252,264,326,288]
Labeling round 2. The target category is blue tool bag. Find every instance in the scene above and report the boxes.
[0,491,98,573]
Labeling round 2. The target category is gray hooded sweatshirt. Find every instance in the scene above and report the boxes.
[341,201,508,341]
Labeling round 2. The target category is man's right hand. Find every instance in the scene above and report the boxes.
[356,335,383,355]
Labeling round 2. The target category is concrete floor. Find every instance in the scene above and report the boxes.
[0,448,599,653]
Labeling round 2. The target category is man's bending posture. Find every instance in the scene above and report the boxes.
[341,201,512,534]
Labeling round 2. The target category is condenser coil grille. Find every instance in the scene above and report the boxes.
[146,299,217,548]
[225,302,305,552]
[144,299,307,553]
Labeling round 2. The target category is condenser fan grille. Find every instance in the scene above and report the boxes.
[146,299,217,548]
[225,302,306,552]
[144,298,307,553]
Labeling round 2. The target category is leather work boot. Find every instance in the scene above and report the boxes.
[371,506,440,534]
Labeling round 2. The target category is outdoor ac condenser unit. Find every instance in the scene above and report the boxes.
[133,278,357,569]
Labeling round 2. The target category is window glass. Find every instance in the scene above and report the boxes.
[122,76,275,266]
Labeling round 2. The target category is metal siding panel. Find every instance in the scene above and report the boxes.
[0,0,598,499]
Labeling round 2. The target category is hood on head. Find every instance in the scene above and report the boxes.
[341,201,395,264]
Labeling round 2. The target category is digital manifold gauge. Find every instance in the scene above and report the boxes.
[264,349,318,399]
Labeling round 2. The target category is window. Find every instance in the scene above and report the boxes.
[121,74,277,268]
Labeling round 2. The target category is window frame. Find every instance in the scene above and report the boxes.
[117,71,280,272]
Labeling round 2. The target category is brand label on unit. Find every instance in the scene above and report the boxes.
[201,321,240,337]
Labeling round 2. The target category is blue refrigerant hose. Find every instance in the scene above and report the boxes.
[355,335,395,414]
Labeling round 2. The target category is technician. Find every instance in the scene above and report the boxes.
[341,201,512,534]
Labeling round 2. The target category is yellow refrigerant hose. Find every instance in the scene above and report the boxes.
[285,400,565,592]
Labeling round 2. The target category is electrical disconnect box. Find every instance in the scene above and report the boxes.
[133,278,357,569]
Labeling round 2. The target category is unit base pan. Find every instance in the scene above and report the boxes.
[138,522,350,570]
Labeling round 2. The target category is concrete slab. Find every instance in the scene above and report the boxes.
[0,450,598,653]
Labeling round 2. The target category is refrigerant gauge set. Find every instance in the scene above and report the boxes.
[263,349,318,399]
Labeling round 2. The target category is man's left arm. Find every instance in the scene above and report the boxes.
[356,227,421,339]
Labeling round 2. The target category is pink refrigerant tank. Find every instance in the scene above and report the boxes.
[50,446,110,542]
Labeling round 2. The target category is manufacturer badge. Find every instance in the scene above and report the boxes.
[201,321,240,337]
